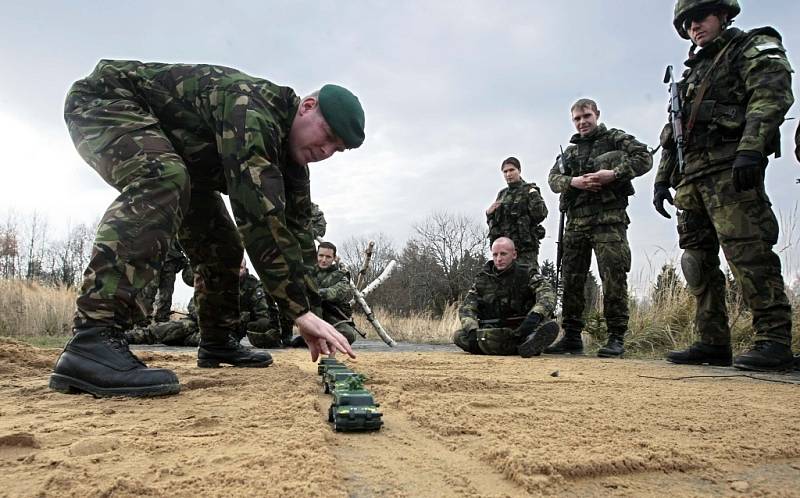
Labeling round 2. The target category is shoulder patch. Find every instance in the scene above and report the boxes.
[756,42,781,52]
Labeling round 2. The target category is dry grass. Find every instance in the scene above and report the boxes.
[0,279,75,342]
[354,303,459,344]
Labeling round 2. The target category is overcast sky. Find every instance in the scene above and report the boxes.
[1,1,799,306]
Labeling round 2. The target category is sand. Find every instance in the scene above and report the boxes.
[1,338,799,497]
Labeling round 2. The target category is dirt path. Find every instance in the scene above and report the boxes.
[1,338,799,497]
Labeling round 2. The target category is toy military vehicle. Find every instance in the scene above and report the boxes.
[328,389,383,432]
[323,370,362,394]
[317,357,342,376]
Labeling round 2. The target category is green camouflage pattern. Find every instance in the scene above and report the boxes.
[312,263,357,344]
[673,0,741,39]
[656,27,794,186]
[674,170,792,345]
[560,223,632,336]
[657,26,793,347]
[310,202,327,239]
[126,269,274,346]
[487,180,548,270]
[64,60,321,341]
[139,240,188,323]
[548,124,652,230]
[455,261,555,354]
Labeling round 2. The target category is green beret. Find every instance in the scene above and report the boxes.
[318,84,365,149]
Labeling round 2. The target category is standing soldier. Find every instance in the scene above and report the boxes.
[546,98,652,357]
[139,240,189,324]
[654,0,795,371]
[486,157,548,271]
[49,60,359,398]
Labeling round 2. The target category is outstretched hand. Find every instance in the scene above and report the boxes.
[295,312,356,361]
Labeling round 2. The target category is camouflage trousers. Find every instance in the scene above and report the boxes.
[674,169,792,346]
[561,223,631,336]
[454,321,555,355]
[65,78,242,342]
[126,319,200,347]
[138,261,181,324]
[516,248,539,272]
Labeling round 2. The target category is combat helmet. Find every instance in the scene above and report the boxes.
[673,0,740,39]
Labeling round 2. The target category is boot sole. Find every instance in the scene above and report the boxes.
[597,350,624,358]
[518,322,560,358]
[666,358,732,367]
[49,373,180,398]
[732,360,795,372]
[197,358,274,368]
[544,348,585,355]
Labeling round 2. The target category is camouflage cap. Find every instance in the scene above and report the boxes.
[318,84,365,149]
[673,0,740,39]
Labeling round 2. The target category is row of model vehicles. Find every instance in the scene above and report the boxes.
[317,357,384,432]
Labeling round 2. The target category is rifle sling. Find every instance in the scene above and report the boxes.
[685,36,737,142]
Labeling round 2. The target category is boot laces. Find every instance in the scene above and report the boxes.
[104,330,147,367]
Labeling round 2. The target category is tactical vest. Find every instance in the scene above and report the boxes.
[560,127,634,218]
[679,27,783,178]
[493,181,545,248]
[475,263,535,320]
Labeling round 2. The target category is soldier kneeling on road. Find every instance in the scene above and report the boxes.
[453,237,559,357]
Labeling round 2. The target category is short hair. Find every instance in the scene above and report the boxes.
[501,156,521,171]
[570,98,599,115]
[318,241,337,256]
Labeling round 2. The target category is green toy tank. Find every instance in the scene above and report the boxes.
[328,389,383,432]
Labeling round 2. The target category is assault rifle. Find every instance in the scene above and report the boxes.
[555,146,567,297]
[478,316,526,329]
[664,65,687,174]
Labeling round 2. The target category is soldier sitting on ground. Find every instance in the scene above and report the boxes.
[454,237,559,357]
[127,260,280,347]
[291,242,359,347]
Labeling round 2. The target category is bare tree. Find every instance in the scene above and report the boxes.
[338,232,397,284]
[411,211,487,304]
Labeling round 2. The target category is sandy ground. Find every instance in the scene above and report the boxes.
[1,338,799,498]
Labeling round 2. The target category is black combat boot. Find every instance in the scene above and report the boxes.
[197,336,273,368]
[597,334,624,358]
[49,327,180,397]
[544,329,584,354]
[666,342,732,366]
[518,321,560,358]
[733,341,795,372]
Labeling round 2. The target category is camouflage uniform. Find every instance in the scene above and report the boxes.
[656,26,794,348]
[127,270,274,346]
[312,263,358,344]
[310,202,327,239]
[139,240,188,323]
[548,125,652,341]
[487,180,548,270]
[63,60,320,343]
[455,261,556,355]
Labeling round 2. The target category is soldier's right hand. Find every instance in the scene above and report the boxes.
[653,182,674,219]
[486,201,501,215]
[570,175,601,192]
[295,312,356,361]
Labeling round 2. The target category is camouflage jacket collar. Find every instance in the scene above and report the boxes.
[483,260,518,277]
[505,179,527,190]
[686,27,742,66]
[570,123,608,145]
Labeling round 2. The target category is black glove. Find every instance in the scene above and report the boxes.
[515,313,542,338]
[732,150,764,192]
[653,182,674,219]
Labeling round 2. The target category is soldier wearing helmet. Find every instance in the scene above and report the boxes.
[653,0,795,371]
